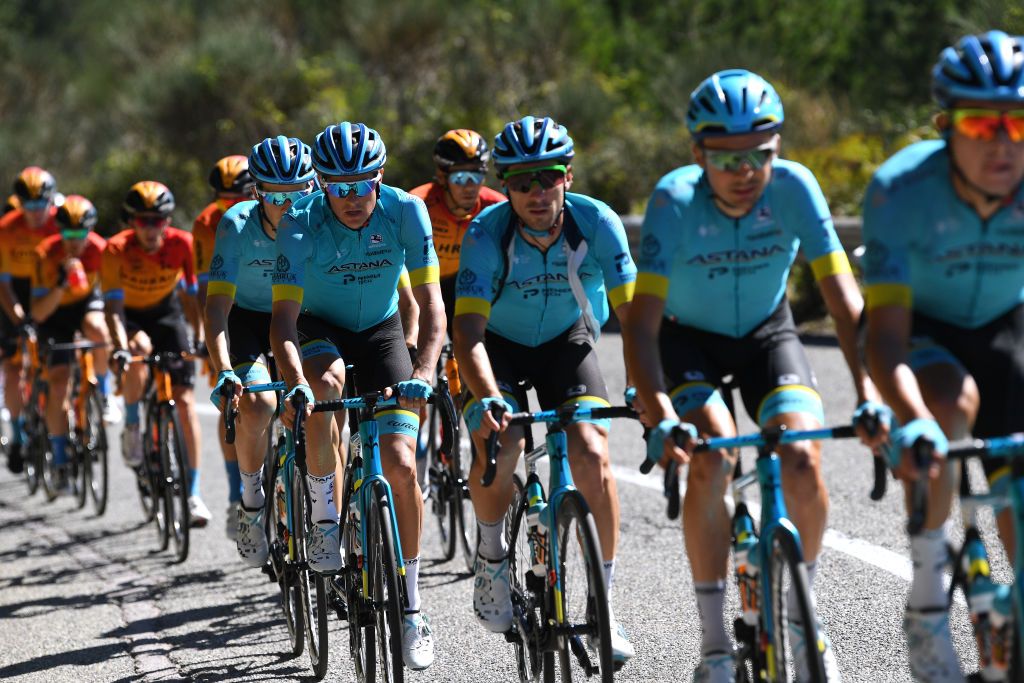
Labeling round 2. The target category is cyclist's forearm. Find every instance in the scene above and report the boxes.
[105,303,128,350]
[204,306,232,375]
[867,337,932,425]
[269,317,306,388]
[412,294,445,383]
[0,281,23,323]
[30,289,64,323]
[453,323,500,400]
[623,318,675,422]
[821,273,877,403]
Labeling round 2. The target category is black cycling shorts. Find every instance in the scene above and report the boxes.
[38,294,104,366]
[660,300,823,425]
[908,304,1024,478]
[227,306,273,368]
[440,275,457,339]
[125,294,195,387]
[472,316,610,419]
[296,312,412,394]
[0,277,31,359]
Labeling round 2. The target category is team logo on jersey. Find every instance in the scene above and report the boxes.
[756,206,772,223]
[210,255,224,272]
[370,233,383,245]
[641,234,660,258]
[275,254,290,273]
[458,269,477,286]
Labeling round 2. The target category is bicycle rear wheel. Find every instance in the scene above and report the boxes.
[161,406,190,563]
[426,401,458,562]
[549,491,613,682]
[365,481,405,683]
[264,445,304,657]
[766,528,826,683]
[294,467,329,680]
[85,390,109,516]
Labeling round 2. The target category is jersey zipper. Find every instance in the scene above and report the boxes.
[734,217,741,337]
[966,216,990,326]
[540,245,550,345]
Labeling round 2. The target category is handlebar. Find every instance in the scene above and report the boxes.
[222,379,238,445]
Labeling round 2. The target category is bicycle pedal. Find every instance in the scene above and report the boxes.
[329,593,349,621]
[503,628,520,644]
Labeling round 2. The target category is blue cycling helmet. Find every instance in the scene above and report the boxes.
[932,31,1024,108]
[492,116,574,175]
[686,69,785,139]
[312,122,387,176]
[249,136,315,184]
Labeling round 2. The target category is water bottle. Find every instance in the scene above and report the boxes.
[348,433,363,557]
[733,503,760,626]
[275,470,287,526]
[525,485,548,578]
[445,355,462,397]
[987,584,1012,679]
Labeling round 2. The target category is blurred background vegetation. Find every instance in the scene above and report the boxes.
[1,0,1022,233]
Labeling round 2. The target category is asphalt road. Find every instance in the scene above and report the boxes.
[0,332,1010,682]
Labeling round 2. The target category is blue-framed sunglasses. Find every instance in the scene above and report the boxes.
[21,198,50,211]
[256,186,313,206]
[322,173,381,199]
[447,170,485,186]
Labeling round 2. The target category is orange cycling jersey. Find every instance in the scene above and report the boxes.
[101,227,197,310]
[32,231,106,306]
[0,207,60,281]
[193,197,249,279]
[408,182,506,279]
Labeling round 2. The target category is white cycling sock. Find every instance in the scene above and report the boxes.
[908,527,949,611]
[602,559,616,609]
[477,517,507,561]
[306,472,338,523]
[240,466,265,509]
[404,556,421,613]
[787,560,818,619]
[695,580,730,656]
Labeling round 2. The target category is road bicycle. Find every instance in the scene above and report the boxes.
[484,402,636,683]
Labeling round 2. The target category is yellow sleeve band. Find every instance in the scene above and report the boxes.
[454,296,491,319]
[206,281,237,299]
[865,283,912,310]
[608,281,635,309]
[272,284,304,304]
[635,272,669,299]
[409,265,439,287]
[810,251,853,281]
[398,269,411,289]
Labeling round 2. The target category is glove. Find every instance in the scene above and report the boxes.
[397,378,432,401]
[623,386,637,408]
[852,400,893,436]
[647,418,697,465]
[889,418,948,469]
[210,370,241,410]
[466,396,513,433]
[284,383,315,409]
[111,349,132,370]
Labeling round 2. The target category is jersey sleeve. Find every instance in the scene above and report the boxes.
[205,215,242,300]
[400,195,439,287]
[398,267,411,289]
[783,163,851,282]
[193,215,216,283]
[635,185,685,300]
[592,207,636,309]
[101,243,124,301]
[861,176,912,310]
[178,231,199,295]
[453,220,501,319]
[271,214,311,305]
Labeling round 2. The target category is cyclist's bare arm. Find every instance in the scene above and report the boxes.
[622,293,676,424]
[105,297,129,351]
[203,293,234,375]
[819,273,881,405]
[410,281,444,383]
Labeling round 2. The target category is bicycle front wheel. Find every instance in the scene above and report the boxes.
[426,401,457,562]
[765,528,826,683]
[294,467,329,680]
[506,475,551,683]
[85,389,109,516]
[550,491,613,682]
[454,427,478,574]
[160,406,190,563]
[365,481,405,683]
[264,446,303,657]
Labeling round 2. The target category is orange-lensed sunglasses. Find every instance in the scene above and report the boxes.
[951,108,1024,143]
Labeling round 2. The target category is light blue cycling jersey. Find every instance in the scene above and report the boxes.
[454,192,636,347]
[205,200,275,313]
[637,159,849,338]
[272,185,438,331]
[863,139,1024,329]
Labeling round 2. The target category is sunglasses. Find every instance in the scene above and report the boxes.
[21,199,50,211]
[132,215,169,229]
[503,164,568,194]
[447,170,485,186]
[322,173,381,199]
[61,229,90,241]
[256,186,312,206]
[951,108,1024,143]
[703,141,778,173]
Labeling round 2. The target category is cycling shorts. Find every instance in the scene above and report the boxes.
[296,312,412,395]
[660,300,823,426]
[440,275,456,338]
[38,294,105,366]
[125,294,195,388]
[0,277,31,359]
[227,306,273,384]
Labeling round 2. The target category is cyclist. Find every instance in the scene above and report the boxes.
[271,121,445,671]
[102,181,211,526]
[194,154,256,538]
[623,69,877,682]
[862,30,1024,682]
[206,136,316,567]
[0,167,60,474]
[453,115,638,664]
[29,195,115,489]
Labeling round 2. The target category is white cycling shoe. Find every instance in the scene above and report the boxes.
[402,612,434,670]
[789,619,842,682]
[473,553,513,633]
[306,520,342,574]
[693,650,735,683]
[903,608,964,683]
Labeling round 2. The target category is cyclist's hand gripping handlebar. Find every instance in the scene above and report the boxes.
[481,403,507,488]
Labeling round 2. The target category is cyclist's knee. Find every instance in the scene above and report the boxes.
[238,390,275,421]
[382,437,417,488]
[82,312,109,341]
[308,370,344,400]
[687,450,730,489]
[779,442,822,489]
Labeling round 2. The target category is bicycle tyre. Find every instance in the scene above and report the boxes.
[454,426,478,574]
[339,436,375,683]
[294,466,329,680]
[264,441,304,658]
[366,481,405,683]
[426,399,458,562]
[86,389,109,516]
[161,405,190,563]
[766,528,826,683]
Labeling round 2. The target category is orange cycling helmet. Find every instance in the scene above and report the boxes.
[56,195,98,232]
[13,166,57,203]
[123,180,175,217]
[433,129,490,170]
[208,155,254,194]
